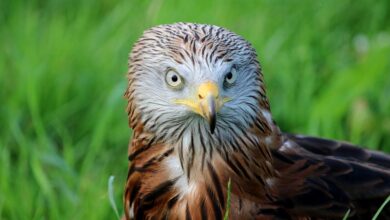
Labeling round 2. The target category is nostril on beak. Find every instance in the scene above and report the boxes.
[198,94,204,99]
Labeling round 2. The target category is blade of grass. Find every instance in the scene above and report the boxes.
[224,178,232,220]
[108,176,120,220]
[342,209,351,220]
[372,195,390,220]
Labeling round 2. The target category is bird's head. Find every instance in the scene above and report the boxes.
[126,23,271,142]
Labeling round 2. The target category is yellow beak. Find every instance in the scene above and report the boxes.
[175,82,231,134]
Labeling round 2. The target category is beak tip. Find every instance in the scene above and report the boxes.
[209,116,216,134]
[207,95,217,134]
[210,125,215,134]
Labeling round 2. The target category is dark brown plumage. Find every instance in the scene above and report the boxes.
[123,23,390,220]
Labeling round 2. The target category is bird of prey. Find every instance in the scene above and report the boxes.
[123,23,390,220]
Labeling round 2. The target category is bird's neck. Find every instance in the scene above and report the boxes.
[168,108,283,196]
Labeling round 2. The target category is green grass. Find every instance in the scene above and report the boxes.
[373,195,390,220]
[342,209,351,220]
[341,195,390,219]
[223,179,232,220]
[1,0,390,219]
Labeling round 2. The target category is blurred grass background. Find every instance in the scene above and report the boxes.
[1,0,390,219]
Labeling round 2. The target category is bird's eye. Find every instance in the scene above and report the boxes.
[165,69,184,89]
[224,67,237,87]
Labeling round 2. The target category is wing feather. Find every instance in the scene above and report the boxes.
[271,134,390,219]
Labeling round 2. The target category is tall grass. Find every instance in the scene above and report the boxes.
[1,0,389,219]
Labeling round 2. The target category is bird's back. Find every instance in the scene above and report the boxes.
[270,134,390,219]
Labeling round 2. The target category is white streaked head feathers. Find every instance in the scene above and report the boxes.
[127,23,270,142]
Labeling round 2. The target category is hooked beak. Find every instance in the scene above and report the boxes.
[175,82,231,134]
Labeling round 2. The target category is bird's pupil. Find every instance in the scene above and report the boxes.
[226,72,232,80]
[172,75,178,82]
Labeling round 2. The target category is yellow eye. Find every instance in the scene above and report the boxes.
[224,67,237,86]
[165,70,184,88]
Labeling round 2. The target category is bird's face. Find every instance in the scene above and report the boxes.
[169,65,233,133]
[128,23,269,142]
